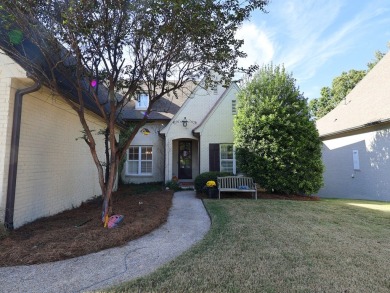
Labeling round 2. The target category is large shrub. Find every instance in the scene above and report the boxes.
[194,171,231,193]
[234,64,324,195]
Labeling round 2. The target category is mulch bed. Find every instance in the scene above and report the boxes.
[0,185,173,267]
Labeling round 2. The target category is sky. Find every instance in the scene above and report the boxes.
[236,0,390,101]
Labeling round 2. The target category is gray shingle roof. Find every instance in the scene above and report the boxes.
[122,83,195,121]
[0,22,196,124]
[316,51,390,138]
[0,26,116,120]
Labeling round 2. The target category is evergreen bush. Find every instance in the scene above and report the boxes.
[234,64,324,195]
[194,171,231,193]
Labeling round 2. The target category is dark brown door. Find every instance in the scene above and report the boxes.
[178,141,192,179]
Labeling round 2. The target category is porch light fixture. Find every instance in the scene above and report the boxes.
[172,117,196,127]
[182,117,188,127]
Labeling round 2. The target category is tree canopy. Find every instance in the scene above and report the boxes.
[234,64,323,195]
[0,0,269,227]
[309,69,366,119]
[309,46,388,120]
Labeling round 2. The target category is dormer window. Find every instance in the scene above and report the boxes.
[136,93,149,110]
[211,84,218,95]
[232,100,237,115]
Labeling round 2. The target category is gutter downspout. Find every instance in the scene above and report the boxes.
[5,75,41,230]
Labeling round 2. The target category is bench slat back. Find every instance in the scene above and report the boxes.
[217,176,254,189]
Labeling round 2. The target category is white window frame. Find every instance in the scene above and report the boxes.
[135,93,149,110]
[220,144,236,174]
[126,146,153,176]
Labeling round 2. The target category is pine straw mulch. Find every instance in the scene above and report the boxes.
[0,184,173,267]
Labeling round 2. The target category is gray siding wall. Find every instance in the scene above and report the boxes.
[319,127,390,201]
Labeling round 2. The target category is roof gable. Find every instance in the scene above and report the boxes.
[316,51,390,138]
[193,83,239,133]
[159,78,226,135]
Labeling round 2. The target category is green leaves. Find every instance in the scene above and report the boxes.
[8,29,22,45]
[234,64,324,195]
[309,47,387,119]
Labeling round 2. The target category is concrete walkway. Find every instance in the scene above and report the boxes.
[0,191,210,293]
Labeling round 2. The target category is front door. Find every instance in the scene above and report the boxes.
[178,141,192,179]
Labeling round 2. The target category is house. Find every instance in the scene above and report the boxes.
[119,84,192,184]
[1,45,239,229]
[316,51,390,201]
[121,80,239,184]
[0,24,240,229]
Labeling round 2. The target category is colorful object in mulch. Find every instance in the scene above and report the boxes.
[102,199,109,227]
[238,185,249,190]
[108,214,124,229]
[90,79,97,87]
[102,212,109,228]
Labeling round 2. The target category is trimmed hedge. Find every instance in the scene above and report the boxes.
[194,171,232,193]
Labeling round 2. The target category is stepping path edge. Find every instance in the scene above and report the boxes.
[0,191,211,293]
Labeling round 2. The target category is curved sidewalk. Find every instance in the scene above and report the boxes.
[0,190,211,293]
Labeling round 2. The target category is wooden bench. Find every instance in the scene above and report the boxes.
[217,176,257,200]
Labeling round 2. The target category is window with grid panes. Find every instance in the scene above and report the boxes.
[126,146,153,175]
[220,144,235,173]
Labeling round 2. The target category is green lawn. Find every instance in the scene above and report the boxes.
[104,198,390,293]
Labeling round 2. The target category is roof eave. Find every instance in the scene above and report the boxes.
[319,118,390,139]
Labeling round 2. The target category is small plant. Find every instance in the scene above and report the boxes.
[194,171,231,193]
[204,180,218,198]
[165,180,181,192]
[206,180,217,188]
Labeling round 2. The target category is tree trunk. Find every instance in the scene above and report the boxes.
[102,114,119,227]
[104,128,110,184]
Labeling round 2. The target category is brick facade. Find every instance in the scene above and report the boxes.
[0,53,116,228]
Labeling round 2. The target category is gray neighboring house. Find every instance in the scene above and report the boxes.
[316,51,390,201]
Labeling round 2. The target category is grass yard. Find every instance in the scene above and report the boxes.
[105,198,390,293]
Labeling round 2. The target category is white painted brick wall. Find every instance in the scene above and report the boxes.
[3,78,117,228]
[0,77,12,223]
[163,83,222,181]
[198,86,237,173]
[161,82,237,181]
[0,51,33,224]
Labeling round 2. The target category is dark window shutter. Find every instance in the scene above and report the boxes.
[209,144,220,171]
